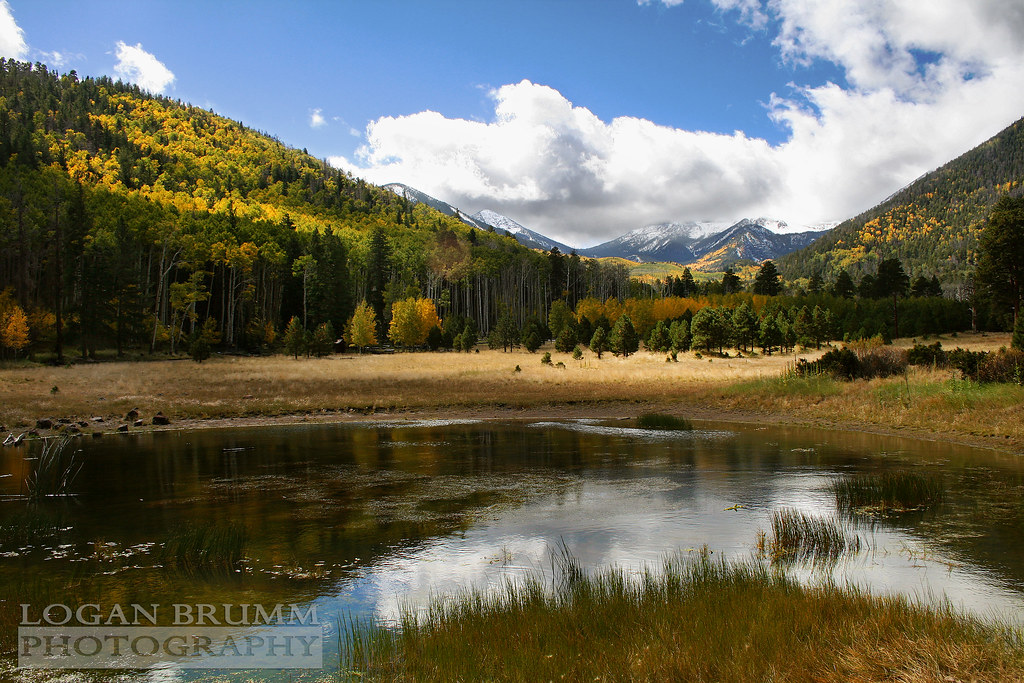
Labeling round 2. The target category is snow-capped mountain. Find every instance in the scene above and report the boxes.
[383,183,493,231]
[581,218,830,268]
[688,219,828,271]
[470,210,576,253]
[581,221,733,263]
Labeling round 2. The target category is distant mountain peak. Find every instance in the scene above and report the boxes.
[470,209,575,253]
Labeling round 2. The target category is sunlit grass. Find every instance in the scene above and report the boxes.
[342,548,1024,682]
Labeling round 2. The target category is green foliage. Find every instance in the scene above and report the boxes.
[541,352,552,365]
[752,261,782,296]
[554,324,578,353]
[571,345,583,361]
[548,300,572,341]
[646,320,670,353]
[781,115,1024,287]
[668,318,690,352]
[589,326,607,359]
[188,317,219,363]
[311,320,335,357]
[608,314,639,357]
[521,317,544,353]
[1014,314,1024,351]
[796,348,861,380]
[977,195,1024,327]
[283,316,306,359]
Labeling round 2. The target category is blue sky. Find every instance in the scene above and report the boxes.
[4,0,1024,247]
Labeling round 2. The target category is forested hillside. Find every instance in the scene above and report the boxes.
[0,60,627,358]
[781,116,1024,289]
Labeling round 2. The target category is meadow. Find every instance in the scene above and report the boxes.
[0,332,1020,452]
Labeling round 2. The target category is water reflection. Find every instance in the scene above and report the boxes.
[1,419,1024,681]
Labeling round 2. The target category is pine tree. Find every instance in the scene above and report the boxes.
[609,314,638,357]
[752,261,782,296]
[731,302,758,352]
[832,270,856,299]
[977,195,1024,328]
[590,326,607,359]
[283,316,305,359]
[311,321,335,357]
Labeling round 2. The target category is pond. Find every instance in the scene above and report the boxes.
[1,418,1023,681]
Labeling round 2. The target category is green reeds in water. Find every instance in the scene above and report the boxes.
[636,413,693,430]
[0,509,66,550]
[833,471,945,514]
[25,436,82,500]
[761,508,861,566]
[158,523,247,574]
[341,546,1024,682]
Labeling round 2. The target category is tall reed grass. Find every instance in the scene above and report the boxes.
[760,508,861,565]
[157,523,247,574]
[833,471,945,514]
[25,436,81,500]
[341,547,1024,682]
[636,412,693,430]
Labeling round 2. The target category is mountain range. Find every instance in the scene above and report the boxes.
[384,183,832,271]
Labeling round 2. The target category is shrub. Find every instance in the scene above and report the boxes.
[541,352,552,365]
[572,345,583,360]
[796,348,860,380]
[856,346,908,379]
[947,348,987,380]
[907,341,946,367]
[977,348,1024,385]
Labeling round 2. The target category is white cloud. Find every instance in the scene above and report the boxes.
[310,108,326,128]
[113,41,175,94]
[0,0,27,60]
[338,1,1024,247]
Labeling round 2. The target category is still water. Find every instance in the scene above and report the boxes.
[1,418,1023,681]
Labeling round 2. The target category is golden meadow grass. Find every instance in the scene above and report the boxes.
[343,549,1024,682]
[0,331,1020,451]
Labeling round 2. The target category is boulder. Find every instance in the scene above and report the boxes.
[125,408,139,421]
[35,418,53,430]
[117,424,129,433]
[152,412,170,426]
[133,419,144,428]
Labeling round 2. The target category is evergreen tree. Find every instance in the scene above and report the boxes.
[679,268,696,297]
[807,272,824,294]
[758,313,782,355]
[690,307,715,353]
[1013,312,1024,351]
[669,318,691,352]
[793,306,814,348]
[366,225,391,336]
[283,316,305,359]
[646,320,670,353]
[589,326,608,359]
[311,321,335,357]
[752,261,782,296]
[832,270,856,299]
[875,257,910,338]
[521,317,544,353]
[722,268,741,295]
[426,325,443,351]
[977,195,1024,328]
[493,307,520,352]
[609,314,639,357]
[731,302,758,352]
[460,321,478,351]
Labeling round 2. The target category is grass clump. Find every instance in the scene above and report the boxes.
[342,548,1024,682]
[833,471,945,514]
[158,523,247,574]
[25,436,82,500]
[0,509,66,550]
[636,412,694,430]
[760,508,861,566]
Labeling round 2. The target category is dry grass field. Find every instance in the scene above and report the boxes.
[0,331,1020,452]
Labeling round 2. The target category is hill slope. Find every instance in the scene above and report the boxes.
[0,60,624,355]
[781,116,1024,285]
